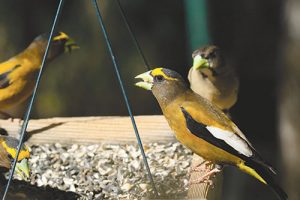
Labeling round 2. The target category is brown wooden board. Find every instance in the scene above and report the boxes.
[0,116,175,144]
[0,116,222,199]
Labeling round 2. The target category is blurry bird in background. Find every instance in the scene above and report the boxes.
[187,45,239,180]
[0,128,30,180]
[188,45,239,112]
[0,32,79,118]
[135,68,287,200]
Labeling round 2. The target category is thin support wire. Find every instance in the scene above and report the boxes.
[115,0,151,71]
[91,0,158,196]
[1,0,65,199]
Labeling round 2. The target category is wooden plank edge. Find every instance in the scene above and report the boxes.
[0,115,176,144]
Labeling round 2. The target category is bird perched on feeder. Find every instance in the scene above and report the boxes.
[135,68,287,200]
[0,134,30,180]
[0,32,78,118]
[188,45,239,111]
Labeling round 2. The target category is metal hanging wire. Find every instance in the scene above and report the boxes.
[91,0,158,196]
[115,0,151,71]
[1,0,65,199]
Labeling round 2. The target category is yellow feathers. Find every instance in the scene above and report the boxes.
[238,162,267,184]
[2,141,30,162]
[0,32,78,114]
[135,67,287,200]
[53,32,69,41]
[151,68,178,81]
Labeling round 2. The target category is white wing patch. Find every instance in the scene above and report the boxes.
[206,126,253,157]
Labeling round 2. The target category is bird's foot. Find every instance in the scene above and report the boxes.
[190,177,214,186]
[8,117,22,125]
[189,167,221,186]
[189,160,212,175]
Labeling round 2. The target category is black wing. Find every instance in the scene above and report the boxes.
[181,107,276,174]
[180,107,250,161]
[0,64,21,89]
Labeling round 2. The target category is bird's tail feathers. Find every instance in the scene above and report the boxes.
[251,150,277,175]
[261,161,277,175]
[238,161,287,200]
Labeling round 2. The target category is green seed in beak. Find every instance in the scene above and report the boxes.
[64,38,79,53]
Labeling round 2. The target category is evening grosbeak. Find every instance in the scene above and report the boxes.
[0,134,30,179]
[188,45,239,111]
[0,32,78,116]
[135,68,287,200]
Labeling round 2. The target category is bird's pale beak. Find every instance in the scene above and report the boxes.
[193,55,209,70]
[135,70,154,90]
[15,158,30,179]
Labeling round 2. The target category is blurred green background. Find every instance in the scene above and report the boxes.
[0,0,299,199]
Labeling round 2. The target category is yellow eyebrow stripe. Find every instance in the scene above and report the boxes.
[2,141,30,161]
[53,32,69,41]
[151,68,177,81]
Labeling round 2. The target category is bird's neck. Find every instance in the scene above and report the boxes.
[17,42,46,68]
[154,87,188,109]
[27,42,46,58]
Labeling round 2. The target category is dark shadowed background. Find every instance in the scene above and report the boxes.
[0,0,299,199]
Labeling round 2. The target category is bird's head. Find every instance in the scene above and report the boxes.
[135,68,188,106]
[1,136,30,179]
[33,32,79,61]
[192,45,223,73]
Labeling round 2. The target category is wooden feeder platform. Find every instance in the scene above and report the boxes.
[0,116,222,200]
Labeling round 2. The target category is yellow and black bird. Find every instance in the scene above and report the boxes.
[0,32,78,117]
[188,45,239,111]
[135,68,287,200]
[0,133,30,179]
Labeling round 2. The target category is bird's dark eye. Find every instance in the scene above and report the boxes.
[155,75,165,82]
[209,52,217,58]
[7,154,13,161]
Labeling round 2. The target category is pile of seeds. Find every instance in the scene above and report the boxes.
[25,142,192,199]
